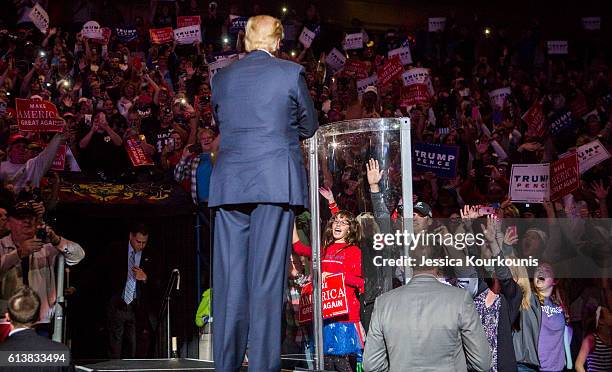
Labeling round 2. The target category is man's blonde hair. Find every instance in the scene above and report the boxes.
[245,15,284,53]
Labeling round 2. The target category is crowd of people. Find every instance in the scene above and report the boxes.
[0,1,609,371]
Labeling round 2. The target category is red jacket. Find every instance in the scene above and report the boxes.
[293,241,363,322]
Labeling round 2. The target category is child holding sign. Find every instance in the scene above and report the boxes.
[293,211,364,372]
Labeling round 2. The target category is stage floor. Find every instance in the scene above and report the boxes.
[76,355,312,371]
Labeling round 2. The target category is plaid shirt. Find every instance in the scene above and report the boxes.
[174,152,215,204]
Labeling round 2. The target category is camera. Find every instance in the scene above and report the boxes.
[36,228,48,242]
[188,143,202,154]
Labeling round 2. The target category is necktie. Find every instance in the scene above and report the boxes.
[123,251,136,304]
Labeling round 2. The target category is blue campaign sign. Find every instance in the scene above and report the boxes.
[115,28,138,43]
[413,143,459,178]
[230,17,249,34]
[548,110,574,135]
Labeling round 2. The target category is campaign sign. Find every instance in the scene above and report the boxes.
[489,87,511,110]
[342,59,368,79]
[325,48,346,72]
[576,139,611,174]
[149,27,174,44]
[582,17,601,31]
[174,25,201,45]
[548,110,574,136]
[298,273,349,324]
[116,28,138,43]
[15,98,64,132]
[413,143,459,178]
[299,27,316,48]
[177,15,201,28]
[428,17,446,32]
[377,56,403,87]
[547,41,568,55]
[388,46,413,65]
[90,27,112,45]
[357,74,378,96]
[522,100,545,138]
[229,16,248,34]
[29,4,49,34]
[402,68,429,86]
[82,21,103,40]
[209,55,239,80]
[550,154,579,201]
[510,164,550,203]
[400,84,430,107]
[342,33,363,50]
[125,138,154,167]
[51,145,67,171]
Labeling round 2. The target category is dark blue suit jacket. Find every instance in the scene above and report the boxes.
[209,50,318,208]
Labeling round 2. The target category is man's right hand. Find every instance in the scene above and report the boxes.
[17,238,44,258]
[366,158,383,192]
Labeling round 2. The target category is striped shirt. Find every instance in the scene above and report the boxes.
[173,152,215,204]
[586,334,612,372]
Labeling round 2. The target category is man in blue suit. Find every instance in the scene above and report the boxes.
[209,15,318,372]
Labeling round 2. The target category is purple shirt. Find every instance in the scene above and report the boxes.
[538,297,565,371]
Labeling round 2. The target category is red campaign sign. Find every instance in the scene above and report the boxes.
[377,56,403,87]
[523,100,546,138]
[51,145,67,171]
[400,84,430,107]
[149,27,174,44]
[297,273,349,324]
[15,98,64,132]
[125,138,154,167]
[342,59,368,79]
[90,27,112,45]
[177,15,201,28]
[550,154,580,201]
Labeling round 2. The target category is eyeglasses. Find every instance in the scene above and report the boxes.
[332,220,350,226]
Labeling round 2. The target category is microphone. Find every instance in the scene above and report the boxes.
[173,269,180,290]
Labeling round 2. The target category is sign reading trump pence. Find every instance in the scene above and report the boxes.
[509,164,550,203]
[298,273,349,324]
[413,143,459,179]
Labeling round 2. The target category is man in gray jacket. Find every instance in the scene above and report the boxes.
[363,243,491,372]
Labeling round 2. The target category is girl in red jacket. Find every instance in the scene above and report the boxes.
[293,210,365,372]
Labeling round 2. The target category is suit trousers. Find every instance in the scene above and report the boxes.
[107,295,136,359]
[212,203,295,372]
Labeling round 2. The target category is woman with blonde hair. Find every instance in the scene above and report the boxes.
[511,262,573,372]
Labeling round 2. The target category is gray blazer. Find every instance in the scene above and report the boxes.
[209,50,318,208]
[363,274,492,372]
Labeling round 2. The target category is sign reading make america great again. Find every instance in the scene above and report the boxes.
[16,98,64,132]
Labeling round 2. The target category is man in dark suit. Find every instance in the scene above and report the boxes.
[0,287,71,372]
[105,223,159,359]
[209,15,318,372]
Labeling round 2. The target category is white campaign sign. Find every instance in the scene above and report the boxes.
[209,55,239,80]
[325,48,346,71]
[388,46,413,65]
[428,17,446,32]
[510,164,550,203]
[82,21,103,39]
[489,87,512,109]
[342,33,363,50]
[402,68,429,86]
[173,25,202,45]
[357,75,378,96]
[576,139,611,174]
[299,27,316,48]
[547,41,568,55]
[29,4,49,34]
[582,17,601,31]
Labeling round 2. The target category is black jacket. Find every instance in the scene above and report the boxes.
[0,329,72,372]
[104,241,161,330]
